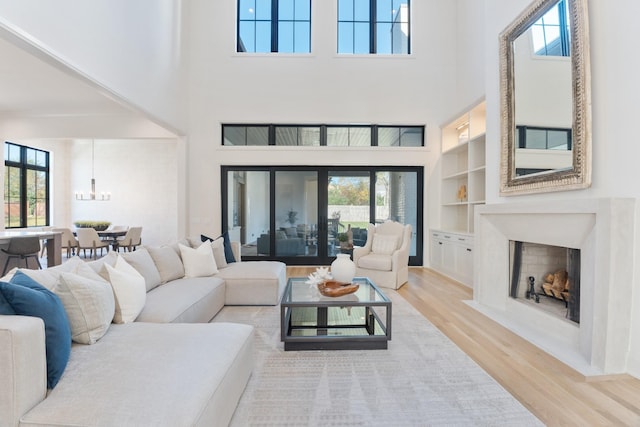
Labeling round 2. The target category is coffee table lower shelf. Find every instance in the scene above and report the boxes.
[280,278,392,351]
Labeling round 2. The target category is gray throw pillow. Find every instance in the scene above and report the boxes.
[147,246,185,283]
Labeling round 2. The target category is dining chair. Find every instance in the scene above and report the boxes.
[114,226,142,252]
[52,227,79,258]
[76,228,110,259]
[2,236,42,275]
[39,226,53,257]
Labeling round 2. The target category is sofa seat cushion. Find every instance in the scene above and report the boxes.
[136,277,225,323]
[357,253,393,271]
[20,322,254,427]
[215,261,286,305]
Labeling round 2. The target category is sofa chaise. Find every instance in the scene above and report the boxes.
[0,237,286,427]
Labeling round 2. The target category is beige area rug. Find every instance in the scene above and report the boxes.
[212,291,543,426]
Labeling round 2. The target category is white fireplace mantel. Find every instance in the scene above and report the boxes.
[472,198,636,376]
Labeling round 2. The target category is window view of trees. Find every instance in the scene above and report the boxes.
[4,142,49,228]
[328,177,369,205]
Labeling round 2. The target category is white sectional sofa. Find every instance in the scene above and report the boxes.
[0,238,286,427]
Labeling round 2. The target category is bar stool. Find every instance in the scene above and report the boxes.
[2,236,43,275]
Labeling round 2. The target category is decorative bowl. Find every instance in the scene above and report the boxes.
[317,280,359,297]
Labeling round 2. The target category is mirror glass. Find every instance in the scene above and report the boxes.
[500,0,591,195]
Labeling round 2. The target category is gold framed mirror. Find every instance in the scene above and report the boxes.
[499,0,591,195]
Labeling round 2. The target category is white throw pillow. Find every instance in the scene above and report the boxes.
[210,237,228,269]
[55,272,115,344]
[179,242,218,277]
[86,251,118,274]
[103,256,146,324]
[121,247,162,292]
[14,256,84,290]
[371,234,400,255]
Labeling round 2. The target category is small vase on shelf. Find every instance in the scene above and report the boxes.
[331,253,356,283]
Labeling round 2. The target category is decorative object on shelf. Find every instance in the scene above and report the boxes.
[73,221,111,232]
[457,122,469,142]
[317,280,359,298]
[331,253,355,283]
[457,184,467,202]
[75,140,111,201]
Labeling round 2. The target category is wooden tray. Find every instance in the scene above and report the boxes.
[317,280,359,297]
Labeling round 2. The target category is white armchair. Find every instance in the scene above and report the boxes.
[353,220,412,290]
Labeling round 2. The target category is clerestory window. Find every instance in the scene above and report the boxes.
[531,0,570,57]
[237,0,311,53]
[337,0,410,54]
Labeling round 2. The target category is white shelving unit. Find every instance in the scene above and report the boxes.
[431,100,486,287]
[440,100,486,234]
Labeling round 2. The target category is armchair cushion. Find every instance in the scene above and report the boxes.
[371,234,400,255]
[357,253,393,271]
[284,227,298,238]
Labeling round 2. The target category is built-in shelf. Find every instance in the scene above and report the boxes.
[440,100,486,235]
[431,100,486,283]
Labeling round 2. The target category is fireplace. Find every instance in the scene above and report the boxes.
[473,198,635,376]
[509,241,580,323]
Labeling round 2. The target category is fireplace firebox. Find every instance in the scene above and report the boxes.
[509,241,580,323]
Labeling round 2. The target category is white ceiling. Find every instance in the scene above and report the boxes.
[0,37,139,117]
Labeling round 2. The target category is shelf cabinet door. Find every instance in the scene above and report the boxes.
[430,236,444,270]
[455,243,473,286]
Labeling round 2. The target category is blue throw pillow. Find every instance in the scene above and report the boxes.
[201,232,236,263]
[0,271,72,389]
[0,291,16,314]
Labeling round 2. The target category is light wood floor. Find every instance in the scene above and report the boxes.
[287,266,640,426]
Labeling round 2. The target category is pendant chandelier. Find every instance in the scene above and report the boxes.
[75,140,111,201]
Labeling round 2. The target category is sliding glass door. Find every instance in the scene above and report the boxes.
[222,166,423,265]
[327,171,370,257]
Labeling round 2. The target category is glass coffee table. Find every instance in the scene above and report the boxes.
[280,277,391,351]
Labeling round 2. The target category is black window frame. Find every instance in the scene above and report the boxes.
[337,0,411,54]
[221,165,423,266]
[516,125,572,150]
[532,0,570,57]
[222,124,425,146]
[237,0,312,53]
[4,141,50,229]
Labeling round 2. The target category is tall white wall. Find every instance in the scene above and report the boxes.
[4,138,182,247]
[69,139,180,247]
[480,0,640,378]
[0,0,187,132]
[186,0,458,258]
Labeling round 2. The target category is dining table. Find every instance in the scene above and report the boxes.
[97,230,127,248]
[0,230,62,268]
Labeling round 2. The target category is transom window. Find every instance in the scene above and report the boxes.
[531,0,570,56]
[516,126,572,150]
[4,142,50,228]
[222,124,424,146]
[237,0,311,53]
[338,0,410,54]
